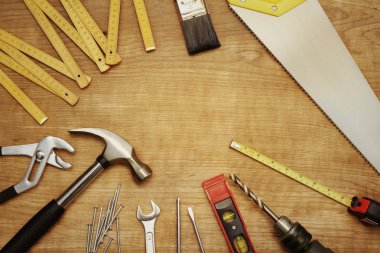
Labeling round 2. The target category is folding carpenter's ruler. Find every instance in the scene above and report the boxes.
[0,68,48,125]
[59,0,110,72]
[32,0,92,60]
[0,40,79,106]
[0,51,57,96]
[24,0,91,88]
[106,0,121,65]
[0,28,73,79]
[133,0,155,52]
[67,0,122,64]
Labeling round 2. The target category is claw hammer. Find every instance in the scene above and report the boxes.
[1,128,152,253]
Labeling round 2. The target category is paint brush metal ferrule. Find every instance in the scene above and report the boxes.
[176,0,208,21]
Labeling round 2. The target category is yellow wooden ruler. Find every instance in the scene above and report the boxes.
[230,140,352,207]
[60,0,110,72]
[133,0,155,51]
[0,68,48,125]
[0,51,57,95]
[32,0,92,60]
[0,28,73,80]
[105,0,121,65]
[24,0,91,88]
[0,40,79,106]
[67,0,121,64]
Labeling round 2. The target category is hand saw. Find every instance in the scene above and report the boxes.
[227,0,380,173]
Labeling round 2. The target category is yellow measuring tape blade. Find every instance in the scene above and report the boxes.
[59,0,110,72]
[67,0,121,64]
[133,0,155,52]
[230,140,352,207]
[105,0,121,65]
[0,28,73,80]
[32,0,92,60]
[24,0,91,88]
[0,68,48,125]
[0,40,79,106]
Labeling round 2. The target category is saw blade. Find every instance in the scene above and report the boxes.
[229,0,380,173]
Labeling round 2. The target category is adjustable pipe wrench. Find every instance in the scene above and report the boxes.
[0,136,74,203]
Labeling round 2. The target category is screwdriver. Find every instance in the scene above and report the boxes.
[230,174,334,253]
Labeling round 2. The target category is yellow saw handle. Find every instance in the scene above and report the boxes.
[227,0,305,16]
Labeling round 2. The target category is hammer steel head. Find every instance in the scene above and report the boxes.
[69,128,152,181]
[136,200,161,221]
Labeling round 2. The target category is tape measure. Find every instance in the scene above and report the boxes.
[105,0,121,65]
[133,0,155,52]
[230,140,352,207]
[0,28,73,79]
[0,40,79,106]
[67,0,122,64]
[59,0,110,72]
[0,68,48,125]
[24,0,91,88]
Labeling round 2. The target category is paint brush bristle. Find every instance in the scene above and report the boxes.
[182,14,220,54]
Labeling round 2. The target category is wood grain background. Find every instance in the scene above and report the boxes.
[0,0,379,252]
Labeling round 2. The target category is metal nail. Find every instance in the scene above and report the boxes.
[116,217,121,253]
[102,237,113,253]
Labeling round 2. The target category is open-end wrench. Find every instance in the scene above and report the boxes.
[0,136,74,204]
[137,200,161,253]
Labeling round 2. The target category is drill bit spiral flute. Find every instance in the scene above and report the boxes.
[229,174,333,253]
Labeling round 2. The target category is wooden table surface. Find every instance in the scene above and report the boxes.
[0,0,379,252]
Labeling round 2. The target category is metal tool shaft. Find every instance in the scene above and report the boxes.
[188,207,205,253]
[177,196,180,253]
[230,174,279,222]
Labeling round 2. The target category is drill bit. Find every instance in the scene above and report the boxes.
[229,173,334,253]
[229,173,279,222]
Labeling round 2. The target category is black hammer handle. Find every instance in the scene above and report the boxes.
[0,200,65,253]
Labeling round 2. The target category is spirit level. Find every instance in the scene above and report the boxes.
[203,174,257,253]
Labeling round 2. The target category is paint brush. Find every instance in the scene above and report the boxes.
[175,0,220,54]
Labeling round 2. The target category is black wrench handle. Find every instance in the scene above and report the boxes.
[0,200,65,253]
[0,185,18,204]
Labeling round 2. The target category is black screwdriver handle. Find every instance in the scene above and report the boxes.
[0,185,18,204]
[305,240,334,253]
[0,200,65,253]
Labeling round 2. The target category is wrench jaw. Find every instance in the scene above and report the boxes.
[137,201,160,253]
[137,200,161,221]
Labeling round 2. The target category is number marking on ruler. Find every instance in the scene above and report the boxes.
[0,28,73,79]
[0,68,48,125]
[24,0,91,88]
[106,0,121,65]
[0,40,79,105]
[133,0,155,51]
[67,0,121,64]
[60,0,110,72]
[0,51,57,95]
[32,0,93,60]
[230,140,352,207]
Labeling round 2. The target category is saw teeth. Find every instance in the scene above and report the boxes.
[227,4,377,174]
